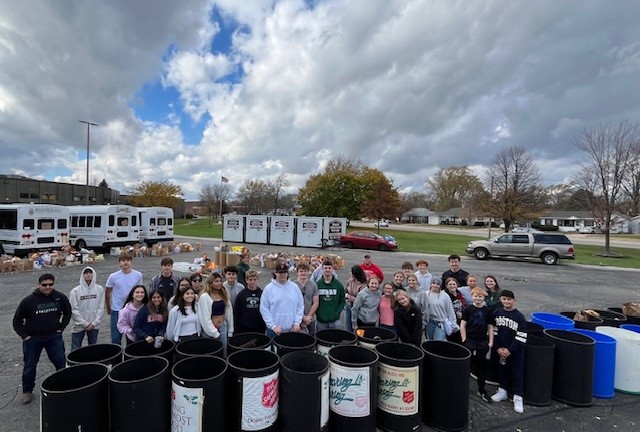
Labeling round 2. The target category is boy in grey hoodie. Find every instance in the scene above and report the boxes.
[69,267,105,350]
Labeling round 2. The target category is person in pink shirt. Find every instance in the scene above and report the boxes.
[378,282,396,333]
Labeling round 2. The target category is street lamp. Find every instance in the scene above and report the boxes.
[79,120,98,205]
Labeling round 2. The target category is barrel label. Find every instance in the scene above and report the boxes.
[329,363,370,417]
[242,370,279,430]
[320,371,330,427]
[377,363,419,416]
[171,382,204,432]
[317,344,330,358]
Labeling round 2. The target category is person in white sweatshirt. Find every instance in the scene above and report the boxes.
[69,267,105,351]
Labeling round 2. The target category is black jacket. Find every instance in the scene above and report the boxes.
[394,300,423,346]
[13,289,71,339]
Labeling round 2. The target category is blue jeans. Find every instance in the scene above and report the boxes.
[110,311,122,345]
[344,304,354,333]
[427,320,447,341]
[71,329,99,351]
[316,319,342,332]
[202,321,228,358]
[22,333,66,393]
[379,323,397,334]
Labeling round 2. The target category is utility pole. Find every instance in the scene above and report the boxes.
[488,176,494,238]
[79,120,98,205]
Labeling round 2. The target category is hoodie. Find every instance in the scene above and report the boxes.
[13,288,71,339]
[117,302,143,342]
[69,267,105,333]
[351,288,382,326]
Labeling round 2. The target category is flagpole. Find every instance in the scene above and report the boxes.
[219,175,223,221]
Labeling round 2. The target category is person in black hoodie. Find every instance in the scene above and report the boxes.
[13,273,71,404]
[394,290,423,347]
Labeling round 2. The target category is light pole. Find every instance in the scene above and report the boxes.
[79,120,98,204]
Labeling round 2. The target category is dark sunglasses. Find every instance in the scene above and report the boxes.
[179,284,192,288]
[41,283,54,287]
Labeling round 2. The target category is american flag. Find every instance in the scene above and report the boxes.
[221,175,229,183]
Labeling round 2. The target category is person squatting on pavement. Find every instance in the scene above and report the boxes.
[13,273,71,404]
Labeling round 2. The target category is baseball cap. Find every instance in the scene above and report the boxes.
[363,253,371,259]
[500,289,515,299]
[275,263,289,273]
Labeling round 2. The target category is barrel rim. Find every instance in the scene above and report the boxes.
[172,356,228,383]
[124,339,175,358]
[41,362,109,394]
[66,343,123,364]
[571,329,617,344]
[375,340,425,364]
[109,356,169,384]
[543,329,596,345]
[273,332,317,349]
[329,344,379,366]
[420,340,471,361]
[227,348,280,373]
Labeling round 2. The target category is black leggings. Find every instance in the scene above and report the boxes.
[470,347,489,393]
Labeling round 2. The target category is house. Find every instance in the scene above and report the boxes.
[538,210,595,232]
[401,208,438,224]
[627,216,640,234]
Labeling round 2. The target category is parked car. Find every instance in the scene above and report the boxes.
[466,233,575,265]
[375,220,389,227]
[578,226,597,234]
[511,226,543,233]
[340,230,398,251]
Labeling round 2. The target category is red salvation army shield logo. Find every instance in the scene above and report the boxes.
[402,391,415,404]
[262,378,278,408]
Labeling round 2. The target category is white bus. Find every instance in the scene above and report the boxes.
[0,204,70,256]
[68,205,140,249]
[138,207,174,245]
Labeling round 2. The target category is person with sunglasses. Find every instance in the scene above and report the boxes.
[13,274,71,405]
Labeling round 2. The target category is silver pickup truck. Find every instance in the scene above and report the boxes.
[466,232,575,265]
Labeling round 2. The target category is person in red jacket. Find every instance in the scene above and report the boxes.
[360,253,384,282]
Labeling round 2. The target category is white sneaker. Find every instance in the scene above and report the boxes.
[513,395,524,413]
[491,387,508,403]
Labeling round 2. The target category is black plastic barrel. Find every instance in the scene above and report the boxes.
[171,356,228,431]
[109,356,171,431]
[66,343,122,367]
[41,363,109,432]
[279,351,330,432]
[357,326,397,349]
[316,329,358,358]
[228,332,272,355]
[524,335,555,406]
[175,338,223,361]
[328,345,379,432]
[124,339,175,366]
[525,320,544,337]
[543,329,595,406]
[421,341,471,432]
[560,312,605,330]
[273,332,316,356]
[592,309,627,327]
[227,348,280,431]
[375,342,424,432]
[608,307,640,325]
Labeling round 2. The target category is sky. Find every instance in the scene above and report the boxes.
[1,0,639,200]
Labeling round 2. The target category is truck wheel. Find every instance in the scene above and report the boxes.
[474,248,489,260]
[541,252,558,265]
[75,239,87,250]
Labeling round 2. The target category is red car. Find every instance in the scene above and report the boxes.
[339,230,398,251]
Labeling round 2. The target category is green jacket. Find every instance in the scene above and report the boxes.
[316,276,346,323]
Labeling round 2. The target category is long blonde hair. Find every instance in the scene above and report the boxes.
[203,273,230,304]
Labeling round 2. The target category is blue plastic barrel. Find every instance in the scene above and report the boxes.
[572,329,616,399]
[620,324,640,334]
[531,312,575,330]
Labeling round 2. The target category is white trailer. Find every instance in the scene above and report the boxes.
[69,205,140,249]
[0,204,70,256]
[138,207,174,245]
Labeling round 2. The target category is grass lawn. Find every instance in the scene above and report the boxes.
[175,219,640,269]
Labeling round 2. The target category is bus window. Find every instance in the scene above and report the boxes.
[109,215,115,226]
[95,216,102,228]
[158,218,167,226]
[38,219,55,230]
[168,218,173,225]
[58,218,67,229]
[118,217,129,227]
[78,217,86,228]
[72,216,78,227]
[23,219,35,230]
[0,210,18,230]
[132,216,137,226]
[86,216,93,228]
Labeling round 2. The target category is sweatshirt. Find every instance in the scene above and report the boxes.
[345,277,366,305]
[69,267,105,333]
[316,276,346,323]
[133,306,167,340]
[260,279,304,331]
[234,288,266,334]
[351,288,381,326]
[492,307,527,355]
[197,293,234,338]
[426,290,457,324]
[117,302,143,342]
[395,300,423,346]
[149,272,181,304]
[414,270,432,290]
[406,286,429,327]
[166,305,201,342]
[13,288,71,339]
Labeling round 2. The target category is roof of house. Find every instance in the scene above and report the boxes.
[402,207,436,217]
[438,207,462,217]
[539,210,593,219]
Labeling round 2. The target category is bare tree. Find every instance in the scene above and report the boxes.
[426,166,485,212]
[574,120,640,253]
[488,146,546,232]
[199,183,232,224]
[621,143,640,216]
[267,173,291,215]
[237,179,271,214]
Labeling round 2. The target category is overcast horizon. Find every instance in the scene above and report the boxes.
[1,0,639,200]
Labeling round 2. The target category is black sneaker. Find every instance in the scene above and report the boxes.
[477,391,490,403]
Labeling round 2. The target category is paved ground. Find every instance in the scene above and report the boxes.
[1,236,639,431]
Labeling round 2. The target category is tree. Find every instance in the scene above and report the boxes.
[237,179,272,214]
[128,181,183,209]
[574,120,640,253]
[267,173,291,215]
[98,178,109,189]
[621,143,640,216]
[487,146,546,232]
[426,166,485,212]
[361,172,401,231]
[199,183,232,224]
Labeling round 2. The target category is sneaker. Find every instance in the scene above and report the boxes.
[491,387,508,403]
[21,392,33,404]
[513,395,524,413]
[477,391,490,403]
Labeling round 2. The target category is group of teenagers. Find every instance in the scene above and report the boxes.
[13,251,527,413]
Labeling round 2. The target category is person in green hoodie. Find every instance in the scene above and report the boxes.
[315,260,346,331]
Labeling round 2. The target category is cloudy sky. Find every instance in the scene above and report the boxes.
[1,0,639,200]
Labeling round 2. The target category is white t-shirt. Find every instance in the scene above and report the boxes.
[106,270,144,311]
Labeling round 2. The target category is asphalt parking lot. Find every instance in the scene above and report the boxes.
[1,236,639,431]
